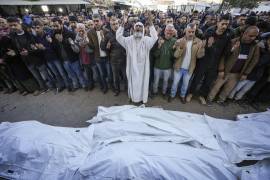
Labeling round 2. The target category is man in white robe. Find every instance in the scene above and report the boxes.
[116,14,158,103]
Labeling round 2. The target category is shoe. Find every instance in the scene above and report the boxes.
[88,85,94,91]
[180,97,186,104]
[162,93,166,99]
[216,99,226,106]
[114,91,120,96]
[3,88,9,94]
[206,98,213,106]
[84,87,89,92]
[168,96,174,102]
[33,90,40,96]
[186,94,193,103]
[40,89,50,94]
[22,91,28,96]
[103,87,108,94]
[198,96,207,105]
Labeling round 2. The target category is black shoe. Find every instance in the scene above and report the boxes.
[168,96,174,102]
[103,87,108,94]
[180,97,186,104]
[114,91,120,96]
[88,85,95,91]
[84,87,89,92]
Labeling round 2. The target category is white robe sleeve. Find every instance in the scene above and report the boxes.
[146,25,158,49]
[116,26,128,49]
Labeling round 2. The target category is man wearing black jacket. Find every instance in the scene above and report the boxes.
[186,14,232,104]
[7,17,53,94]
[101,17,126,96]
[51,17,88,91]
[33,20,70,92]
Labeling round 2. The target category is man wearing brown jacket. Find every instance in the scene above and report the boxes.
[168,23,205,103]
[208,26,260,104]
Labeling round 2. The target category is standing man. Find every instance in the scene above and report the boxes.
[186,14,232,104]
[87,14,112,94]
[153,24,176,97]
[116,12,158,104]
[168,23,205,103]
[208,26,260,104]
[101,17,126,96]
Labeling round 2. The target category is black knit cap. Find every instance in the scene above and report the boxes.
[7,17,20,23]
[69,15,78,22]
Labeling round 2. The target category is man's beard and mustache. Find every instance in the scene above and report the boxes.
[134,31,143,38]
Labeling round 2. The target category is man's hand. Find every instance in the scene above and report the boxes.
[36,43,45,50]
[20,49,28,56]
[55,34,63,42]
[231,41,240,52]
[6,49,16,56]
[158,38,164,48]
[122,15,128,26]
[68,37,74,45]
[0,58,4,64]
[30,44,38,50]
[46,35,52,43]
[240,75,247,81]
[106,40,111,49]
[207,37,214,47]
[179,38,187,49]
[218,71,224,79]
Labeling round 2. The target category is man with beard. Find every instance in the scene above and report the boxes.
[87,14,112,94]
[7,17,54,94]
[101,17,126,96]
[186,14,232,104]
[208,26,260,104]
[116,12,158,104]
[168,23,205,103]
[51,17,88,91]
[32,20,70,92]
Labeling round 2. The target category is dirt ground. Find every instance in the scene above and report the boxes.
[0,88,268,127]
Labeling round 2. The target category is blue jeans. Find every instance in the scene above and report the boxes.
[96,57,112,89]
[63,60,87,88]
[47,60,70,88]
[28,64,54,90]
[171,68,191,98]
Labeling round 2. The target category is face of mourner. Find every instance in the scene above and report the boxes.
[133,24,143,38]
[217,20,230,34]
[185,27,196,39]
[8,22,22,33]
[110,20,119,32]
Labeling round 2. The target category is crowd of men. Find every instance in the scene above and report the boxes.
[0,9,270,107]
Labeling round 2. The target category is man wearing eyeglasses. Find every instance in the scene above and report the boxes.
[116,12,158,104]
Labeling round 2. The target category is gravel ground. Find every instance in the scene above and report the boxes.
[0,88,268,127]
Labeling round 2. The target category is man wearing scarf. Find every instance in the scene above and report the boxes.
[116,12,158,104]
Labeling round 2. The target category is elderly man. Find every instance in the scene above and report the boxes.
[116,13,158,104]
[153,24,177,97]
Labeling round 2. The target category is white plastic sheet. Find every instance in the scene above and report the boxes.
[0,121,93,180]
[79,142,236,180]
[205,111,270,163]
[0,106,270,180]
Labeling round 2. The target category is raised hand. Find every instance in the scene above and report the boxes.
[231,41,240,52]
[106,40,111,49]
[6,49,16,56]
[207,37,214,47]
[158,38,165,48]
